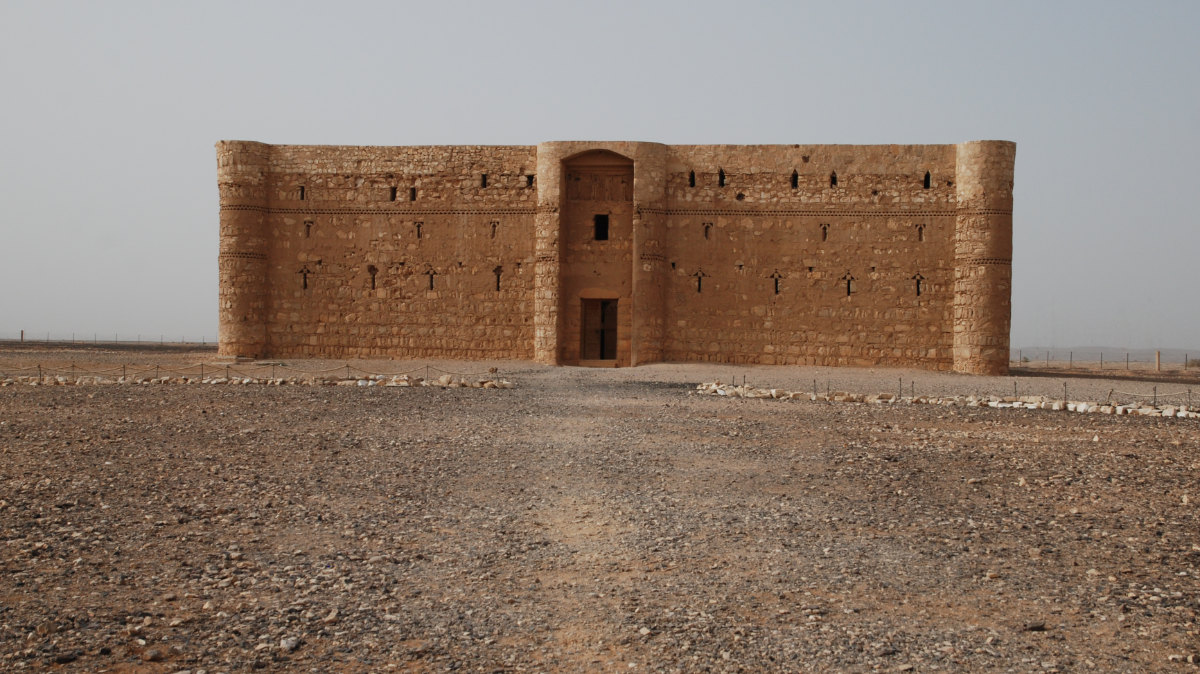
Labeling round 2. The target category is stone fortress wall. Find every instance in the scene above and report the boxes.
[218,140,1014,374]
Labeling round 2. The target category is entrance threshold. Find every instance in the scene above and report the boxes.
[578,359,619,368]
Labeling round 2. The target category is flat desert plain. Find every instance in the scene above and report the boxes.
[1,346,1197,672]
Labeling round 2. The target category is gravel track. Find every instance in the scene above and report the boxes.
[0,348,1197,672]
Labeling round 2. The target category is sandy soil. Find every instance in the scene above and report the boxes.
[1,346,1197,672]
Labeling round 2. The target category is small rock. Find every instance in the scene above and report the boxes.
[280,636,301,653]
[142,648,165,662]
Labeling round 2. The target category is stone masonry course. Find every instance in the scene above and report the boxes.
[217,140,1014,374]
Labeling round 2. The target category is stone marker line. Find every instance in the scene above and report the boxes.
[694,382,1199,421]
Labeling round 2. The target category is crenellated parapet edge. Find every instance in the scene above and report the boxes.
[952,141,1016,375]
[216,141,272,359]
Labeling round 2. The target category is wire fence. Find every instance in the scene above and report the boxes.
[1011,348,1196,372]
[0,331,217,347]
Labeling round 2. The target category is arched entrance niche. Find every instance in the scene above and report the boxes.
[560,150,634,365]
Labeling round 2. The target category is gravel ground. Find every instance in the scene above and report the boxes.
[1,347,1198,672]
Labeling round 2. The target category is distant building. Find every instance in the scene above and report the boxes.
[217,140,1014,374]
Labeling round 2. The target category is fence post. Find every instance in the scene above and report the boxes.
[1126,353,1130,370]
[899,377,902,400]
[1100,352,1103,369]
[225,365,230,379]
[1069,351,1073,369]
[37,364,42,378]
[1046,351,1050,367]
[70,363,75,379]
[1063,382,1068,401]
[1153,386,1157,406]
[345,364,351,380]
[155,365,160,379]
[200,364,204,379]
[1156,351,1161,372]
[122,365,126,379]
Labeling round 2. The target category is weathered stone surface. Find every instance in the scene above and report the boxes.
[217,140,1014,374]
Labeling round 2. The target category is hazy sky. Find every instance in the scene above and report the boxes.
[1,1,1197,349]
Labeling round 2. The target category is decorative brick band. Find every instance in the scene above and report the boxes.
[219,251,267,261]
[640,207,957,218]
[639,253,666,263]
[220,205,537,216]
[956,209,1013,217]
[961,257,1012,266]
[536,253,558,263]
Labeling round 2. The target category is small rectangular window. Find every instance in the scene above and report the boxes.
[526,175,535,188]
[409,187,417,201]
[480,174,488,188]
[298,186,306,201]
[594,214,609,241]
[389,186,397,201]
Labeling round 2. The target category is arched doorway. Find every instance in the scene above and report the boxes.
[559,150,634,365]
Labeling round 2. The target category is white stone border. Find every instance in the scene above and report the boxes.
[693,382,1198,420]
[1,374,514,389]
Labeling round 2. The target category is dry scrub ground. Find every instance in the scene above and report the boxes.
[1,347,1198,672]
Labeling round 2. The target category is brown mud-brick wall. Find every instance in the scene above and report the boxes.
[217,140,1014,374]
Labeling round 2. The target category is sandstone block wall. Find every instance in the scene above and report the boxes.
[217,140,1014,374]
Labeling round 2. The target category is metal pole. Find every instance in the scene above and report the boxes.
[1063,382,1068,401]
[1126,353,1130,369]
[1100,352,1103,369]
[1046,351,1050,367]
[1070,351,1073,369]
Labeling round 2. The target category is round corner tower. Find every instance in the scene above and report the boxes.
[952,140,1016,375]
[216,140,271,359]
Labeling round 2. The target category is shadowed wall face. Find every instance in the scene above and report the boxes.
[218,140,1013,373]
[558,150,634,366]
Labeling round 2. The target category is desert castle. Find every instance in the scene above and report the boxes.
[217,140,1014,374]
